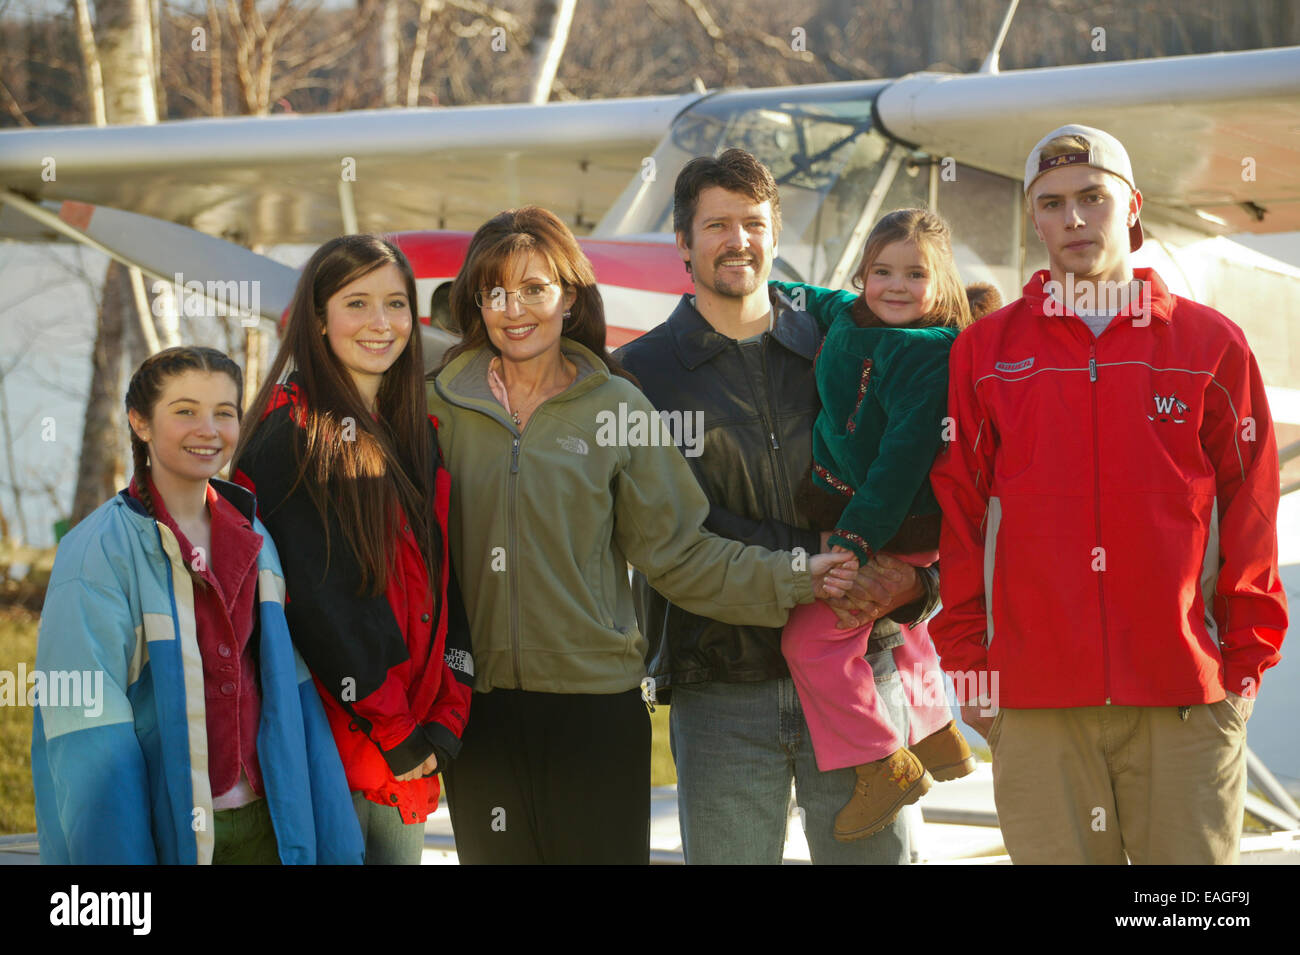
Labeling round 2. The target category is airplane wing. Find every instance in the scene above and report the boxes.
[874,45,1300,235]
[0,95,698,245]
[3,47,1297,251]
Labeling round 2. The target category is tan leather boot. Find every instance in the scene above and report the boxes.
[833,748,932,842]
[909,720,977,781]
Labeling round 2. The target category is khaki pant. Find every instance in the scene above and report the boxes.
[212,797,281,865]
[988,702,1247,864]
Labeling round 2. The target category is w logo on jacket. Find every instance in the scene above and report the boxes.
[1149,393,1188,423]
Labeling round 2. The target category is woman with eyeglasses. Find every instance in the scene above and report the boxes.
[428,207,857,864]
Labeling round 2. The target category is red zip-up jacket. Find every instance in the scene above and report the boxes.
[234,378,473,822]
[930,268,1286,708]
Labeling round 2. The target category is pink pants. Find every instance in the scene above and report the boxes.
[782,557,954,772]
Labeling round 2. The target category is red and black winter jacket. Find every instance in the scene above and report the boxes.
[233,376,473,823]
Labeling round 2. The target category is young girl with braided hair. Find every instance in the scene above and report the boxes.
[32,346,361,864]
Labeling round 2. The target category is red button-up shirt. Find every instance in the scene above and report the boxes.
[131,476,266,800]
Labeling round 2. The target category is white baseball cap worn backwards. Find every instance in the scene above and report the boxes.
[1024,123,1143,252]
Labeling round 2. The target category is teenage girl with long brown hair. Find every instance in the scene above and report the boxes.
[234,235,472,864]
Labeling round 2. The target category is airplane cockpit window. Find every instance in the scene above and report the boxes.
[595,81,1023,299]
[595,83,901,286]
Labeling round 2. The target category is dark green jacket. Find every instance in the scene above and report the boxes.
[772,282,957,563]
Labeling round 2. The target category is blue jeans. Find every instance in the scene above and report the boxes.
[352,791,425,865]
[670,649,913,864]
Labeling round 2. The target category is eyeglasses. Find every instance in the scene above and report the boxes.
[475,282,558,310]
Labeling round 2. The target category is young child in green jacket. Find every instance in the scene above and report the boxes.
[772,208,1000,843]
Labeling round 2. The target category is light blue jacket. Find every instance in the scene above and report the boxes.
[30,481,363,864]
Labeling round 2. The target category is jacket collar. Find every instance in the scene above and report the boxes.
[119,477,257,526]
[433,338,611,428]
[1021,267,1174,326]
[667,286,821,371]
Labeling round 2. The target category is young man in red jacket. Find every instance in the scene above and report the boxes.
[930,124,1287,864]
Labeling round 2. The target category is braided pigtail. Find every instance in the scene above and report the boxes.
[129,427,157,519]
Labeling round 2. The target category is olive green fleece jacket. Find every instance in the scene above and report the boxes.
[428,339,815,695]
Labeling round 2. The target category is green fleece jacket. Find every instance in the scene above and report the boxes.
[771,281,957,563]
[428,339,814,695]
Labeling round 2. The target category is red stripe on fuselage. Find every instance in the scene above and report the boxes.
[393,231,692,295]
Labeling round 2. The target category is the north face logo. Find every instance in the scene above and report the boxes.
[444,648,474,675]
[1148,393,1188,423]
[557,435,589,455]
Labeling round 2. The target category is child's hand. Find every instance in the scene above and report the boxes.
[809,549,858,599]
[395,752,439,782]
[826,554,924,628]
[1225,691,1254,723]
[961,703,996,741]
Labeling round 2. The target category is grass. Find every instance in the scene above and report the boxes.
[0,607,38,835]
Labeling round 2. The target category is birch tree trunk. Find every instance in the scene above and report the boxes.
[380,0,399,106]
[70,262,133,524]
[96,0,159,124]
[529,0,576,103]
[151,0,165,116]
[73,0,107,125]
[68,0,162,526]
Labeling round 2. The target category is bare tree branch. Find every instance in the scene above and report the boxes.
[744,27,815,63]
[444,0,524,34]
[679,0,739,83]
[405,0,443,107]
[208,0,224,115]
[0,362,31,541]
[0,76,33,126]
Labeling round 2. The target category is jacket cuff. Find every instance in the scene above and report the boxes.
[828,528,873,565]
[865,618,905,655]
[429,745,451,775]
[424,720,464,762]
[1223,662,1263,700]
[796,526,822,561]
[790,564,814,605]
[889,563,940,626]
[379,726,437,777]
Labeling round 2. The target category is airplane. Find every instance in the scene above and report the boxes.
[2,39,1300,862]
[3,45,1299,362]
